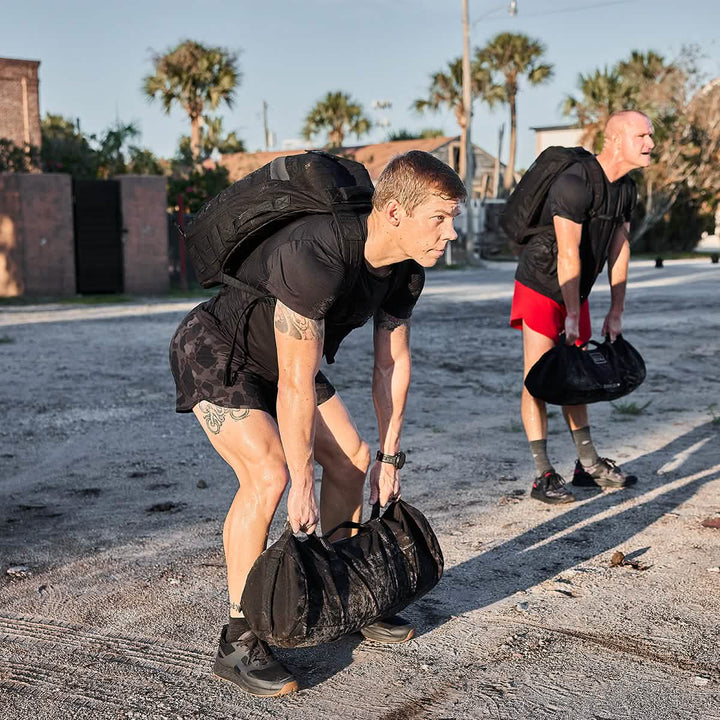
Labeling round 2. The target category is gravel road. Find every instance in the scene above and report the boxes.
[1,259,718,720]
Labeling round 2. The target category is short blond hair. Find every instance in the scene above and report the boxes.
[372,150,466,214]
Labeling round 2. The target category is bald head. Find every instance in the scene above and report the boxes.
[603,110,652,142]
[597,110,654,179]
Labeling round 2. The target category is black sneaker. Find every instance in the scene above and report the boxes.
[360,615,415,643]
[530,471,575,504]
[213,625,298,697]
[573,457,638,488]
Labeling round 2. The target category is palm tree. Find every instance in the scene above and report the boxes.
[388,128,445,141]
[617,50,684,113]
[562,66,634,152]
[413,58,493,179]
[177,116,246,163]
[301,92,371,148]
[143,40,239,163]
[96,121,140,178]
[476,33,553,193]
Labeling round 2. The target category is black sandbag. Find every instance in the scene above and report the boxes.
[524,333,646,406]
[241,499,443,648]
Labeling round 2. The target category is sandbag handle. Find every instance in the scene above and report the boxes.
[578,333,623,352]
[321,520,368,538]
[320,501,392,540]
[370,500,401,519]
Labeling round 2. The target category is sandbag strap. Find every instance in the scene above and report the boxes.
[321,502,389,539]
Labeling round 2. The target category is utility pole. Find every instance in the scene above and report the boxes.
[262,101,270,151]
[493,123,505,199]
[462,0,474,261]
[461,0,518,262]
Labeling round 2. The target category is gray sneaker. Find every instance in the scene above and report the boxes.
[360,615,415,643]
[573,457,638,488]
[213,625,298,697]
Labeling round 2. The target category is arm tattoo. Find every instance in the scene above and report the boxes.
[197,401,250,435]
[274,301,324,341]
[374,309,410,332]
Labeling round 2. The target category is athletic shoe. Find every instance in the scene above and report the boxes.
[360,615,415,643]
[213,624,298,697]
[572,457,638,488]
[530,471,575,504]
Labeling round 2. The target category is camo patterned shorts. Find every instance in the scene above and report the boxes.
[169,307,335,416]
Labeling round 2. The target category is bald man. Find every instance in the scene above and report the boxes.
[509,110,654,504]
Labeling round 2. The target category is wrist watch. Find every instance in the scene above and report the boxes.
[376,450,406,469]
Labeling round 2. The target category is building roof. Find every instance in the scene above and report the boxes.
[340,137,457,180]
[218,148,305,181]
[219,136,500,183]
[530,123,581,132]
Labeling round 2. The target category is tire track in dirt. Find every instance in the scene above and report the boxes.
[0,614,208,673]
[0,659,129,711]
[0,651,222,719]
[500,617,720,678]
[0,613,226,716]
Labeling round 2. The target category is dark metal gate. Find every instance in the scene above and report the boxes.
[73,179,124,294]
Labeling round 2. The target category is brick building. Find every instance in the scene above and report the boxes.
[0,57,41,149]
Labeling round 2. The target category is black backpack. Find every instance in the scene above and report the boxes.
[185,150,374,289]
[500,146,607,246]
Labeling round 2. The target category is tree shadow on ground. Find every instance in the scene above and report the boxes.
[412,420,719,633]
[2,421,716,695]
[252,422,720,690]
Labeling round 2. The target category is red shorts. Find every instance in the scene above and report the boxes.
[510,281,591,345]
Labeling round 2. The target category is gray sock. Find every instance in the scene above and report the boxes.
[529,439,553,476]
[572,426,599,467]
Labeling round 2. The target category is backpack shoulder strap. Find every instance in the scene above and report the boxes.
[580,155,628,225]
[332,208,366,272]
[578,154,606,219]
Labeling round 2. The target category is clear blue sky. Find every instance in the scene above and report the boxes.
[5,0,719,169]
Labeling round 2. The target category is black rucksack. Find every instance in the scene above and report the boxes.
[185,150,374,289]
[500,146,607,246]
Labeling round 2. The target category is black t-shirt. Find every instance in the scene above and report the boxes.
[202,214,424,382]
[515,161,636,303]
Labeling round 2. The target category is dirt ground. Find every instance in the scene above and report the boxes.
[1,258,718,720]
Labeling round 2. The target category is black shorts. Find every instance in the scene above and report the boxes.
[169,307,335,416]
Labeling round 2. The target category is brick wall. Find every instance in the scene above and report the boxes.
[117,175,169,295]
[0,173,169,297]
[0,175,23,296]
[0,173,75,297]
[0,58,41,149]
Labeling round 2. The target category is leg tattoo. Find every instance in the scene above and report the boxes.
[198,401,250,435]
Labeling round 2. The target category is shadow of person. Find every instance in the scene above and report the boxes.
[410,420,720,633]
[271,633,366,690]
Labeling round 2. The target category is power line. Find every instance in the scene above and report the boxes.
[519,0,640,19]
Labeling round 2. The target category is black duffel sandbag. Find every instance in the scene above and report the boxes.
[240,500,443,648]
[525,333,646,406]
